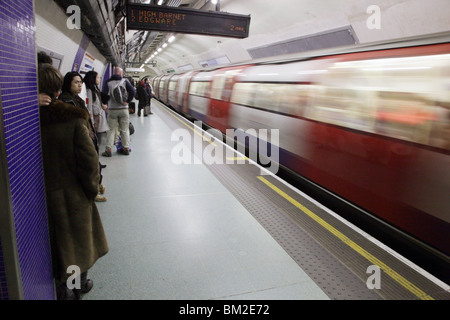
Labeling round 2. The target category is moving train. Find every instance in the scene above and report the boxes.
[151,34,450,260]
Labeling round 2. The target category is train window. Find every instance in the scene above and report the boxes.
[168,80,177,91]
[275,85,291,114]
[307,86,375,133]
[429,106,450,150]
[189,81,209,97]
[277,84,311,117]
[368,55,450,148]
[374,91,436,145]
[200,82,210,97]
[211,70,242,101]
[254,83,280,112]
[189,82,200,95]
[230,82,257,107]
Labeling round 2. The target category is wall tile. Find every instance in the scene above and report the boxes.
[0,0,54,300]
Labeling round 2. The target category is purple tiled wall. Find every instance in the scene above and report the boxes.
[102,63,113,92]
[0,0,54,300]
[72,33,90,72]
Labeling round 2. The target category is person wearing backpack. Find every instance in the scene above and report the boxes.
[102,67,136,157]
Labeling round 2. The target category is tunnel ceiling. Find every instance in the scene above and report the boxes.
[56,0,450,77]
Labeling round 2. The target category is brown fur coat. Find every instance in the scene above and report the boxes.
[40,100,108,282]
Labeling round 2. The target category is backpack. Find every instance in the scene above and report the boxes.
[110,79,128,104]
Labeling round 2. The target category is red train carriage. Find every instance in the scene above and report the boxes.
[155,36,450,258]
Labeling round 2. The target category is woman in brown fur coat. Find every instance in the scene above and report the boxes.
[38,64,109,300]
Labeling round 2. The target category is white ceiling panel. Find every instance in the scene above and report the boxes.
[129,0,450,77]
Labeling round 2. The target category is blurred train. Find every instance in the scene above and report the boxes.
[151,34,450,260]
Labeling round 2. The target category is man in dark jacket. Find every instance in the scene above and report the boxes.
[102,67,136,156]
[144,77,153,115]
[136,80,148,117]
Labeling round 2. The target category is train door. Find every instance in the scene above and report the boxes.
[187,71,213,122]
[154,75,163,100]
[208,66,248,133]
[174,71,192,112]
[162,74,176,104]
[159,75,170,103]
[180,71,198,114]
[168,74,181,108]
[173,74,184,112]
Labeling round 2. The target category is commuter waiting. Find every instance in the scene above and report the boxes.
[38,63,109,300]
[136,80,148,117]
[102,67,136,157]
[59,72,107,202]
[84,71,110,150]
[37,51,53,107]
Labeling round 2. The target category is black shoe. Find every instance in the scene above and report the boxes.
[81,279,93,294]
[102,150,112,157]
[56,283,80,300]
[100,163,107,169]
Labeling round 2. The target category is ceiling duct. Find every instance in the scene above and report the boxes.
[55,0,124,66]
[248,27,358,60]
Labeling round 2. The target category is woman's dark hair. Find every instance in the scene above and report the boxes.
[37,51,53,65]
[84,71,100,103]
[61,71,83,94]
[38,63,63,99]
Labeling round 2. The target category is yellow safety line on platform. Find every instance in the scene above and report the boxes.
[226,157,249,161]
[257,176,434,300]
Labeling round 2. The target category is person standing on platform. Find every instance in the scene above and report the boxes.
[84,71,110,148]
[38,63,109,300]
[59,72,107,202]
[102,67,136,157]
[37,51,53,107]
[136,80,148,117]
[144,77,153,115]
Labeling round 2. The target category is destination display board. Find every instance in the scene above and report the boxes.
[127,4,250,38]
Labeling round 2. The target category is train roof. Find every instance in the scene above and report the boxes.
[195,31,450,72]
[151,32,450,80]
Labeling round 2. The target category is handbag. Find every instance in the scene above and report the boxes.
[129,122,135,136]
[93,114,100,132]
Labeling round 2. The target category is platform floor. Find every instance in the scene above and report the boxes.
[84,100,450,300]
[85,102,328,300]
